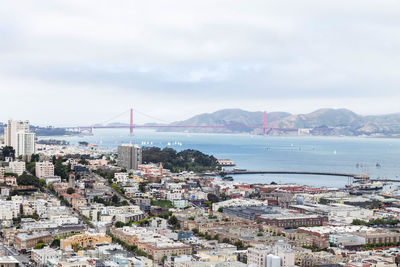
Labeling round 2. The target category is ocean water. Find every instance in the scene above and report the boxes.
[49,129,400,188]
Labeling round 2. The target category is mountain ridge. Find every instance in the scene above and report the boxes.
[162,108,400,136]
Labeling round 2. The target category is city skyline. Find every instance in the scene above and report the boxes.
[1,0,400,125]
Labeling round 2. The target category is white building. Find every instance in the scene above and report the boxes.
[173,199,189,209]
[8,161,26,176]
[4,120,35,157]
[44,176,61,185]
[248,241,294,267]
[248,244,270,267]
[4,120,29,148]
[31,247,61,266]
[16,132,35,157]
[36,161,55,178]
[114,172,129,184]
[267,254,281,267]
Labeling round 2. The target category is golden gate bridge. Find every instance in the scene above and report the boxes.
[62,108,298,136]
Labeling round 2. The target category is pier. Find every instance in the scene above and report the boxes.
[219,170,369,179]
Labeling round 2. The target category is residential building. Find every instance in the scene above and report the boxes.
[114,172,129,184]
[31,247,61,266]
[35,161,55,178]
[60,232,112,251]
[8,161,26,176]
[0,256,20,267]
[4,119,30,148]
[16,131,35,157]
[118,144,142,170]
[15,232,52,250]
[111,226,192,263]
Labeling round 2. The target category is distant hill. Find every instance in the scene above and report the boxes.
[162,108,400,136]
[162,109,291,134]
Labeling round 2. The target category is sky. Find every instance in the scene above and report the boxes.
[1,0,400,126]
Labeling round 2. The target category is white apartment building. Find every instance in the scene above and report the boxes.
[16,132,35,157]
[4,120,29,148]
[165,190,184,201]
[248,241,295,267]
[114,172,129,184]
[31,247,61,267]
[248,244,270,267]
[4,120,35,157]
[0,200,21,219]
[8,161,26,176]
[35,161,55,178]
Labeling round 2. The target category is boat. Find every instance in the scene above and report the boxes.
[222,176,234,181]
[349,190,362,195]
[233,167,247,172]
[358,181,383,191]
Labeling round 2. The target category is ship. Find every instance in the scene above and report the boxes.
[222,176,234,181]
[358,181,383,191]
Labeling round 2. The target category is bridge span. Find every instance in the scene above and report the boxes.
[220,170,369,179]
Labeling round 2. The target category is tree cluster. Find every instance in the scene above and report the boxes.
[142,147,219,172]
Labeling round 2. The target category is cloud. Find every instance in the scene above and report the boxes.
[0,0,400,125]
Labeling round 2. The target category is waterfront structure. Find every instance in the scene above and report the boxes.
[117,144,142,170]
[35,161,55,178]
[4,119,35,157]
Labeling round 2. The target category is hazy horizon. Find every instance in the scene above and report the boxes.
[1,0,400,126]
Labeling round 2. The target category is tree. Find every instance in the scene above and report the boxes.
[168,215,180,229]
[17,172,44,188]
[54,157,68,179]
[30,154,40,162]
[218,207,224,212]
[234,240,244,250]
[111,194,119,203]
[207,193,219,203]
[78,158,89,165]
[66,187,75,194]
[50,238,60,248]
[222,238,231,244]
[26,162,36,175]
[1,146,15,160]
[34,243,46,249]
[115,221,125,228]
[139,182,147,193]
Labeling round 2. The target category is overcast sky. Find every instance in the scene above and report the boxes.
[1,0,400,126]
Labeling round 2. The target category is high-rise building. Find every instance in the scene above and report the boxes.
[4,120,35,157]
[16,132,35,157]
[117,144,142,170]
[4,120,29,148]
[35,161,55,179]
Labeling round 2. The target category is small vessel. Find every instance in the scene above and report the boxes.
[233,167,247,172]
[222,176,234,181]
[358,181,383,191]
[376,163,381,169]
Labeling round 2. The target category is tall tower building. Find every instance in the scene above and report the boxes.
[117,144,142,170]
[4,119,35,157]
